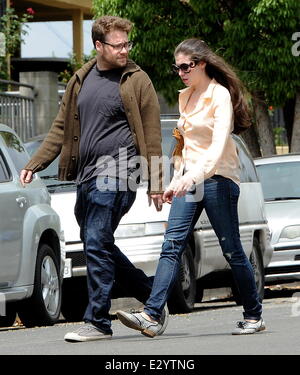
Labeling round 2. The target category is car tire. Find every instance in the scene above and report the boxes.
[61,277,88,322]
[195,280,204,303]
[18,244,62,327]
[231,237,265,305]
[168,244,197,313]
[0,304,17,328]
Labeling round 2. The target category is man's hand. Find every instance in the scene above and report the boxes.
[149,194,164,211]
[20,169,33,187]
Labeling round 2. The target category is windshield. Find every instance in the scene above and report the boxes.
[256,161,300,201]
[25,140,69,187]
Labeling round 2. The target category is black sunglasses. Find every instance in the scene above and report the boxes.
[172,60,199,74]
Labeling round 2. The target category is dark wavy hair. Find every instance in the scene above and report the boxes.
[174,38,251,134]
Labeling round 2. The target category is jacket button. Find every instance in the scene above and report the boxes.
[73,136,78,141]
[71,156,76,161]
[74,114,78,119]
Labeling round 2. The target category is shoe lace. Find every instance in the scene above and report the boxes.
[78,326,91,333]
[77,324,98,334]
[236,321,247,329]
[129,308,143,314]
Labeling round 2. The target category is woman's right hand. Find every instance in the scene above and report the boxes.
[173,173,195,198]
[163,189,174,204]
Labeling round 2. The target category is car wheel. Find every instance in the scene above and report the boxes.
[0,304,17,328]
[231,237,265,305]
[168,244,197,313]
[18,244,62,327]
[61,277,88,322]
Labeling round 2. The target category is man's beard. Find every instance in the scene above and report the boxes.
[102,54,127,69]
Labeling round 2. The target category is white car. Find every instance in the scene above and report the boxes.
[25,115,273,320]
[0,123,64,328]
[255,154,300,282]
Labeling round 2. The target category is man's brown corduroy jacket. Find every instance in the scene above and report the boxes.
[25,58,163,194]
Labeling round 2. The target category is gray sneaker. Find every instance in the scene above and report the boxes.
[232,319,266,335]
[64,323,112,342]
[117,305,169,338]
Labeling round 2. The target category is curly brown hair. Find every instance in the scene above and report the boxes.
[92,16,132,48]
[175,38,251,134]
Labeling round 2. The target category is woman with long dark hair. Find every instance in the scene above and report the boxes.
[117,38,265,336]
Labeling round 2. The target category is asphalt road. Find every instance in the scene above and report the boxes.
[1,283,300,362]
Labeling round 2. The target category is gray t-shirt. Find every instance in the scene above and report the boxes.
[76,65,137,184]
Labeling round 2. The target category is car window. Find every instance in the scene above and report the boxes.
[161,119,178,157]
[234,136,258,183]
[0,150,11,182]
[161,120,177,186]
[25,140,66,187]
[161,126,176,157]
[26,140,59,178]
[37,157,59,179]
[24,140,42,158]
[0,131,30,175]
[256,161,300,200]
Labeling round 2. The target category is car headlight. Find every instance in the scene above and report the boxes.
[145,222,167,235]
[115,222,167,238]
[115,224,145,238]
[279,225,300,241]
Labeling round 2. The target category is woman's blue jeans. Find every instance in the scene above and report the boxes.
[74,176,152,334]
[144,175,262,321]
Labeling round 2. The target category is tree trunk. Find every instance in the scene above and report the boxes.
[291,91,300,152]
[283,96,295,150]
[253,97,276,156]
[240,125,261,158]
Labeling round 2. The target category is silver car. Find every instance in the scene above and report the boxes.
[254,154,300,282]
[25,115,272,320]
[0,124,64,328]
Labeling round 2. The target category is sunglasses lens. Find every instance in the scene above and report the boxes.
[172,61,197,74]
[180,64,190,72]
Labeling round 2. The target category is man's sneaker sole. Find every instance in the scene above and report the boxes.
[116,311,156,338]
[64,331,112,342]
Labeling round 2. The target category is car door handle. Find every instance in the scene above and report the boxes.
[16,197,27,208]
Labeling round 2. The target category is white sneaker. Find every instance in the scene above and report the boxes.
[117,305,169,338]
[64,323,112,342]
[232,319,266,335]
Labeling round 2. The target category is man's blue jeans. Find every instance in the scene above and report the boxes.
[144,175,262,321]
[74,176,152,334]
